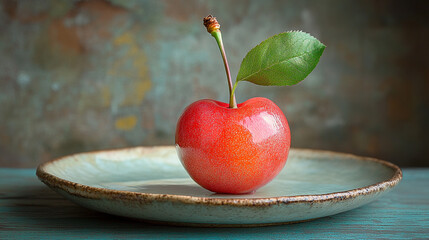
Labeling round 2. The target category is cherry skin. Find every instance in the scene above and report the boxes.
[175,97,291,194]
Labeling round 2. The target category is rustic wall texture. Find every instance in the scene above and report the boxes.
[0,0,428,167]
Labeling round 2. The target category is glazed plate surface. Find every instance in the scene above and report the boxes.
[37,146,402,227]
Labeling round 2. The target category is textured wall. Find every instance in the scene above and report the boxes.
[0,0,428,167]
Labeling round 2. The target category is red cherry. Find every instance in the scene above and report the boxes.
[175,97,290,194]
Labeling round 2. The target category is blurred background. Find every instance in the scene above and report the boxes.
[0,0,427,168]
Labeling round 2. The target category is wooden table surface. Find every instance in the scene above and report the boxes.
[1,168,428,239]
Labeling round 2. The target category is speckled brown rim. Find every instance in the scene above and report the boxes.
[36,146,402,207]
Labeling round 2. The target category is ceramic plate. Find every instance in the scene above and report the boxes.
[37,146,402,227]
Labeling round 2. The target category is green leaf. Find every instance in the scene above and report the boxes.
[236,31,325,86]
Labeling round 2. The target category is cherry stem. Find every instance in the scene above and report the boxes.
[230,81,239,107]
[204,15,237,108]
[211,31,237,108]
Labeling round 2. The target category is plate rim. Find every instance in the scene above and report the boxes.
[36,146,402,207]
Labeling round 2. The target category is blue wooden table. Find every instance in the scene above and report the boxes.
[0,168,428,239]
